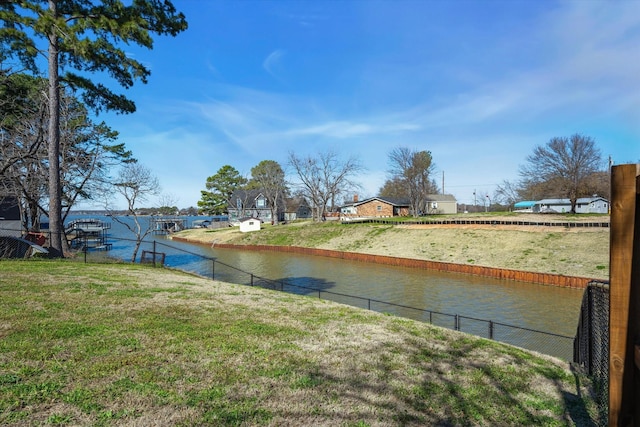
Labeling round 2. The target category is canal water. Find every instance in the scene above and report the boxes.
[83,215,586,359]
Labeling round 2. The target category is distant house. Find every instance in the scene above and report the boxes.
[228,189,274,223]
[533,196,609,214]
[283,196,312,221]
[0,196,21,237]
[340,196,410,218]
[228,190,309,223]
[238,217,261,233]
[340,194,458,218]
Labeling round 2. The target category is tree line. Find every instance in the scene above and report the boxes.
[197,148,441,221]
[198,153,364,223]
[200,136,612,220]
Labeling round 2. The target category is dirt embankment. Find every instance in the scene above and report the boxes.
[173,214,610,281]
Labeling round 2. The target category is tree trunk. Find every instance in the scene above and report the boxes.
[131,239,142,263]
[570,192,578,214]
[28,199,40,231]
[47,0,64,257]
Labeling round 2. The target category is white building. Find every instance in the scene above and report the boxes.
[533,196,609,214]
[238,217,261,233]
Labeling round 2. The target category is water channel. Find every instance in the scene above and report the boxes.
[86,216,586,360]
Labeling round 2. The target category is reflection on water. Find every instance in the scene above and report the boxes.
[204,246,583,336]
[85,215,585,359]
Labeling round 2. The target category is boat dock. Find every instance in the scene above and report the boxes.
[66,218,112,250]
[151,218,187,234]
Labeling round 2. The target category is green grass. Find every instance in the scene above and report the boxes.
[237,221,345,246]
[0,260,598,426]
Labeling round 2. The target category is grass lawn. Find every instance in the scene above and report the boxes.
[0,260,598,426]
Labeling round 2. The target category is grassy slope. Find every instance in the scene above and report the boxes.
[176,216,610,280]
[0,260,598,426]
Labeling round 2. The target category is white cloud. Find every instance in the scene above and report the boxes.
[263,49,286,80]
[285,121,420,139]
[102,1,640,209]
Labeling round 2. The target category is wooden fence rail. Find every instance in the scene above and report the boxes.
[609,164,640,426]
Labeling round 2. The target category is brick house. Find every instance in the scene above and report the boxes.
[340,196,410,218]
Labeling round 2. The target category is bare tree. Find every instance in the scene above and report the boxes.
[378,176,409,200]
[583,170,610,201]
[519,134,603,213]
[110,163,160,262]
[0,77,48,229]
[2,84,130,233]
[57,96,130,223]
[288,150,362,221]
[493,180,520,208]
[388,147,438,216]
[0,72,47,178]
[250,160,287,225]
[157,193,179,216]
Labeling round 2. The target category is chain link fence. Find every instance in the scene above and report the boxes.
[0,227,49,258]
[75,234,578,361]
[574,280,609,425]
[1,225,580,362]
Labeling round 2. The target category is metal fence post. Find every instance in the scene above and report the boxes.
[211,260,215,280]
[153,240,157,267]
[489,321,494,340]
[587,285,594,376]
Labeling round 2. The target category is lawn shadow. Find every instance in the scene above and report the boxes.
[264,328,599,426]
[253,275,337,297]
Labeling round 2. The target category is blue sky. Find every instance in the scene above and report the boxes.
[95,0,640,210]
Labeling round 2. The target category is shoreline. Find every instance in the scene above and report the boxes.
[171,236,601,288]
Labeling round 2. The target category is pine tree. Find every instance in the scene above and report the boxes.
[0,1,187,256]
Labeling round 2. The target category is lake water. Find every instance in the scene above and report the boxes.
[76,215,586,360]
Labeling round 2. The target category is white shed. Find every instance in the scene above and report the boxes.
[425,194,458,214]
[238,217,261,233]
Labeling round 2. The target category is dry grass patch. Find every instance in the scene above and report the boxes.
[175,215,609,280]
[0,260,598,426]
